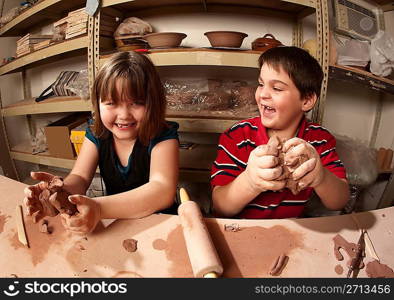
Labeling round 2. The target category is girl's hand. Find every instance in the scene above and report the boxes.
[60,195,101,234]
[245,142,285,193]
[23,172,58,220]
[282,137,325,190]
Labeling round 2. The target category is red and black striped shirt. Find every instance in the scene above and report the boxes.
[210,116,347,219]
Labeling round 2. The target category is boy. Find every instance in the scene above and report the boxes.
[211,46,349,219]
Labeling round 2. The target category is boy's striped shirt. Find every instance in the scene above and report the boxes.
[210,116,346,219]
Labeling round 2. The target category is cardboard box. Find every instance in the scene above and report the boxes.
[44,113,89,159]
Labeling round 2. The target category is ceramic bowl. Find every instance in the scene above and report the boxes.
[143,32,187,48]
[204,31,248,48]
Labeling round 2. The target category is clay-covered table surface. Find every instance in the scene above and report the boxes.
[0,175,393,278]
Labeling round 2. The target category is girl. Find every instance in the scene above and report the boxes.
[24,51,179,233]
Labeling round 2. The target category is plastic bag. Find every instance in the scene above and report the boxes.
[164,79,257,115]
[337,39,370,67]
[114,17,152,37]
[335,134,378,186]
[370,30,394,77]
[65,70,90,100]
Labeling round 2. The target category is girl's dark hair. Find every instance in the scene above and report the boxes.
[258,46,323,99]
[91,51,166,146]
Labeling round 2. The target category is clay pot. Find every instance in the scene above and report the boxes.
[204,31,248,48]
[143,32,187,48]
[252,34,282,51]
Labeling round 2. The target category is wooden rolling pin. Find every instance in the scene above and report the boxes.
[178,188,223,278]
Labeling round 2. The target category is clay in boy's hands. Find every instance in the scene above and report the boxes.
[245,138,285,193]
[60,195,101,234]
[282,137,324,193]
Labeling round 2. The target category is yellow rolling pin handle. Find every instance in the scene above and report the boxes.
[178,188,222,278]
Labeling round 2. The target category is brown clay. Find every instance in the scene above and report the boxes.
[269,136,309,195]
[366,260,394,278]
[35,176,77,223]
[39,219,52,234]
[269,253,288,276]
[335,264,344,275]
[123,239,138,253]
[333,234,364,270]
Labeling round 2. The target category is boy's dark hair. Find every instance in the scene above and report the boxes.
[91,51,166,146]
[258,46,323,99]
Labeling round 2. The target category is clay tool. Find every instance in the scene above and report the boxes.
[350,213,379,261]
[178,188,223,278]
[347,230,365,278]
[15,205,29,248]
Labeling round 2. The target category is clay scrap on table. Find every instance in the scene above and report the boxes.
[333,234,365,270]
[366,260,394,278]
[123,239,138,253]
[39,219,52,234]
[224,223,240,232]
[269,253,288,276]
[268,136,309,195]
[33,176,77,223]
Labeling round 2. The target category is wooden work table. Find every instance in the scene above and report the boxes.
[0,175,393,278]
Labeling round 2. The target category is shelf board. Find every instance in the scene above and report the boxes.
[102,0,315,10]
[2,96,91,117]
[10,150,76,169]
[101,48,261,68]
[0,36,89,75]
[166,117,237,133]
[329,64,394,95]
[0,0,86,36]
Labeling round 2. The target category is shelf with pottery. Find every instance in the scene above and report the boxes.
[329,64,394,95]
[1,96,91,117]
[0,35,89,76]
[101,0,316,11]
[0,0,86,36]
[100,48,261,69]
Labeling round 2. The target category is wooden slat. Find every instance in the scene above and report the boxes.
[100,48,260,69]
[102,0,315,10]
[10,151,76,169]
[0,36,89,75]
[329,64,394,95]
[2,97,91,117]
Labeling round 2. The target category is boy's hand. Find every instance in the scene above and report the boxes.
[23,172,58,220]
[282,137,325,190]
[60,195,101,234]
[245,143,286,193]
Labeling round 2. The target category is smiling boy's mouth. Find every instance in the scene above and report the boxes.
[263,105,276,112]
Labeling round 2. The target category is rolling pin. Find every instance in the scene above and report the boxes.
[178,188,223,278]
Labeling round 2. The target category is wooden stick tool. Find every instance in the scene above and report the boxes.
[15,205,29,248]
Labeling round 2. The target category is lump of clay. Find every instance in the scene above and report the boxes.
[123,239,138,253]
[268,136,309,195]
[35,176,77,222]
